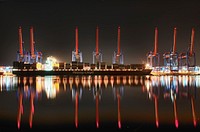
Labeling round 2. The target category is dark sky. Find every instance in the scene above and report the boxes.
[1,0,200,65]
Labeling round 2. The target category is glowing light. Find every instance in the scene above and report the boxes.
[145,63,152,69]
[44,56,58,71]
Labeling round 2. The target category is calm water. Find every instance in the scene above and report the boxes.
[0,75,200,131]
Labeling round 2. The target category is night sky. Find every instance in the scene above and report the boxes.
[1,0,200,66]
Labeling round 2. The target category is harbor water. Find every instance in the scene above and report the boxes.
[0,75,200,131]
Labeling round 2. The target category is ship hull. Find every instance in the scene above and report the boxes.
[12,69,152,76]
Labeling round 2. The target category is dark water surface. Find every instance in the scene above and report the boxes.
[0,75,200,131]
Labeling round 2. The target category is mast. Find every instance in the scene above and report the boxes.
[189,28,195,56]
[153,27,158,56]
[76,26,79,55]
[173,28,177,54]
[30,26,35,57]
[96,26,99,55]
[19,27,23,56]
[117,26,121,55]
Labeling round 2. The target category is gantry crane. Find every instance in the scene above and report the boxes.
[179,28,196,71]
[147,27,160,68]
[163,27,179,71]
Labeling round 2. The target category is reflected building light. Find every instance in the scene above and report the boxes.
[69,76,73,90]
[110,76,114,88]
[160,76,165,87]
[63,77,68,91]
[172,77,178,91]
[189,76,194,87]
[140,77,143,85]
[94,77,98,89]
[134,77,138,85]
[98,76,102,88]
[128,76,133,85]
[146,75,150,80]
[23,77,27,86]
[18,77,21,84]
[3,76,12,91]
[178,76,182,86]
[53,80,60,93]
[81,76,86,88]
[116,76,120,85]
[195,76,200,87]
[144,79,151,92]
[94,77,99,89]
[24,85,30,98]
[56,76,61,84]
[103,75,108,88]
[29,77,33,86]
[45,85,56,99]
[75,77,80,88]
[170,89,176,102]
[165,76,171,89]
[123,76,126,85]
[182,76,188,87]
[44,76,57,99]
[87,76,92,89]
[151,79,157,88]
[36,77,43,94]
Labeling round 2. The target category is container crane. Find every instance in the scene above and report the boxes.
[147,27,160,68]
[163,27,179,71]
[179,28,196,71]
[113,26,124,64]
[93,26,103,65]
[72,26,83,62]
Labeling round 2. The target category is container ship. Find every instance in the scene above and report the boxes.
[12,61,152,76]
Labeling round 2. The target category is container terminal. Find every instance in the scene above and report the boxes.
[10,26,200,76]
[12,26,152,76]
[146,27,200,75]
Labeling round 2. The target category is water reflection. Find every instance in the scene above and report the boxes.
[16,77,37,129]
[146,75,197,128]
[93,79,102,128]
[0,75,199,129]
